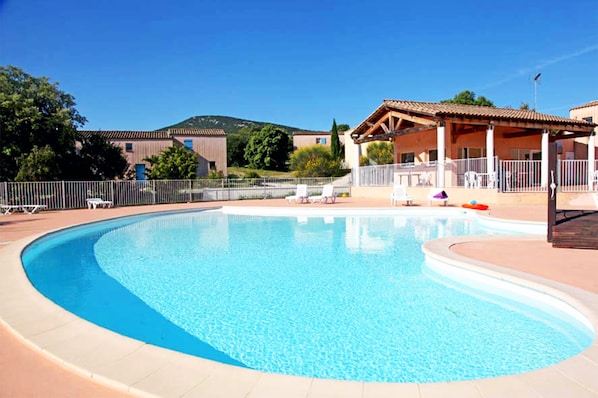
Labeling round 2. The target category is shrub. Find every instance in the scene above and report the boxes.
[207,170,224,179]
[290,145,343,177]
[244,171,261,179]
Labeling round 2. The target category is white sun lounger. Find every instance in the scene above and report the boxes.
[20,204,48,214]
[1,204,47,215]
[86,198,113,209]
[308,184,336,204]
[1,204,21,215]
[285,184,308,204]
[428,188,449,206]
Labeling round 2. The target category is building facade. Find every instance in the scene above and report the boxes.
[349,100,596,188]
[292,131,345,150]
[79,129,227,179]
[567,100,598,160]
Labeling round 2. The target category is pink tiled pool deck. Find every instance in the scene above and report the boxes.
[1,199,597,397]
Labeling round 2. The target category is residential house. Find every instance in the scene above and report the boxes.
[79,129,227,179]
[566,100,598,160]
[292,130,345,151]
[343,128,374,169]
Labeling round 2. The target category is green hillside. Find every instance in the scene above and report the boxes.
[162,115,313,134]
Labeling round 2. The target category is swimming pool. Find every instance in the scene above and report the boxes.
[22,208,593,383]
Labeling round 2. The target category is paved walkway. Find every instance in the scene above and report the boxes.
[0,199,597,397]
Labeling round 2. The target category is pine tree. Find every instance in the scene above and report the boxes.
[330,119,341,160]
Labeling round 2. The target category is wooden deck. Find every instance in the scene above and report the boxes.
[552,210,598,250]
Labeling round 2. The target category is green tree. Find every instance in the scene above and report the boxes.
[0,65,87,181]
[244,125,290,171]
[440,90,495,107]
[290,145,343,177]
[337,123,350,132]
[144,146,199,179]
[227,126,256,167]
[15,145,57,181]
[361,141,394,165]
[330,119,342,160]
[75,133,129,180]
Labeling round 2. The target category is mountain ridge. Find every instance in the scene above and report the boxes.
[161,115,319,134]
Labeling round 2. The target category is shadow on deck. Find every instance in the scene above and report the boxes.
[552,210,598,250]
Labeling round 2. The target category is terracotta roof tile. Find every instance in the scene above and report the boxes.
[78,130,170,140]
[383,100,596,125]
[292,131,330,135]
[78,129,226,140]
[570,100,598,111]
[167,128,226,136]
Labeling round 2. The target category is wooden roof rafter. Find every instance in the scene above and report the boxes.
[388,110,436,126]
[551,130,596,141]
[501,129,545,139]
[356,124,436,143]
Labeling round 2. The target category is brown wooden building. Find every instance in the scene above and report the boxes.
[79,129,227,179]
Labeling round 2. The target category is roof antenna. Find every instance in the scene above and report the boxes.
[533,73,542,112]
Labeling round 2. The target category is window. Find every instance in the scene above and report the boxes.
[583,116,593,123]
[400,152,414,164]
[209,161,216,170]
[184,139,193,150]
[458,147,486,159]
[428,149,438,162]
[316,137,327,144]
[125,143,133,152]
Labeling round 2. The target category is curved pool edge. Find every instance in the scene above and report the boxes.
[1,210,598,397]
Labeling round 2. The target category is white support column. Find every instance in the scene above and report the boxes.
[437,122,446,188]
[541,129,549,188]
[588,133,596,190]
[486,123,495,188]
[353,141,361,187]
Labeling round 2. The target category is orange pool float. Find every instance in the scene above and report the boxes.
[461,203,489,210]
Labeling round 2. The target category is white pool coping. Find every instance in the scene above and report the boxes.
[1,208,597,397]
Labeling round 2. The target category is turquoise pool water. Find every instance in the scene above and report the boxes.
[22,209,593,383]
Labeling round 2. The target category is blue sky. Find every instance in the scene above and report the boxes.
[2,0,597,131]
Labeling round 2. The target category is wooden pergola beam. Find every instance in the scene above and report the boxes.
[388,111,435,126]
[441,116,595,133]
[356,124,436,143]
[362,115,390,138]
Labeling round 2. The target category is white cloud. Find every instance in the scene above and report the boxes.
[477,44,598,91]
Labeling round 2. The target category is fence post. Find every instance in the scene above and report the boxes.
[61,181,66,209]
[263,178,267,199]
[110,181,115,205]
[152,180,156,204]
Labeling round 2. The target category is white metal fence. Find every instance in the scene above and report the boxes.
[354,158,598,193]
[0,178,350,210]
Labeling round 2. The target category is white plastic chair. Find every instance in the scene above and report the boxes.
[390,184,413,206]
[417,172,432,186]
[487,172,497,189]
[464,171,480,188]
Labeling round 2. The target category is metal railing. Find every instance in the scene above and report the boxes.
[1,177,350,211]
[354,158,598,193]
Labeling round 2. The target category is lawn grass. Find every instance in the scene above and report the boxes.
[227,166,295,178]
